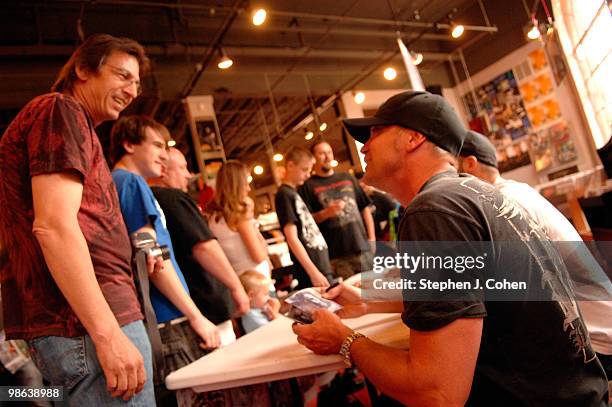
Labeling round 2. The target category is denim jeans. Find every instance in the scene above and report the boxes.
[28,320,155,407]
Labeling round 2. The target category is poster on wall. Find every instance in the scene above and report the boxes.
[519,73,554,104]
[497,139,532,173]
[463,70,533,146]
[526,98,562,128]
[463,70,534,174]
[550,122,578,164]
[528,48,549,72]
[530,131,553,171]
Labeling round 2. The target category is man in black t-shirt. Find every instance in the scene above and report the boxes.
[149,148,250,344]
[299,141,375,279]
[293,91,609,406]
[275,147,333,289]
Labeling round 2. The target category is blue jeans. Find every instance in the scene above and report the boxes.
[29,320,155,406]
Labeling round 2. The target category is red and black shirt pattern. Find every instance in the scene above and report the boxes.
[0,93,142,340]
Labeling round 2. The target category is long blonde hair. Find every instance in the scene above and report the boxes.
[204,160,249,228]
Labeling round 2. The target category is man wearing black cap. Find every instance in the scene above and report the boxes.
[293,91,608,405]
[459,130,612,398]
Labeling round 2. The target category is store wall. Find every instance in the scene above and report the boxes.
[451,40,599,187]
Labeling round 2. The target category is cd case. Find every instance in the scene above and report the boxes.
[284,288,343,324]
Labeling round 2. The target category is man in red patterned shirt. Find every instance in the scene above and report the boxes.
[0,34,156,405]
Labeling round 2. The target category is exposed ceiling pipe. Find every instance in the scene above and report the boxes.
[179,0,245,98]
[37,0,498,33]
[222,25,451,41]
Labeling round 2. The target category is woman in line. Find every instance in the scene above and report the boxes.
[204,160,272,279]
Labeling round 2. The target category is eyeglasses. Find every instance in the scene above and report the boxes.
[104,64,142,96]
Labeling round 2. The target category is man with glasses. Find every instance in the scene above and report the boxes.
[0,34,156,405]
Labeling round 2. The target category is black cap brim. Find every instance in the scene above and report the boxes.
[342,116,394,144]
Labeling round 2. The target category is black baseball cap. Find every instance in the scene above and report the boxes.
[460,130,498,168]
[342,90,467,156]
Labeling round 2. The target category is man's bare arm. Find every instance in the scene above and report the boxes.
[136,224,220,349]
[283,223,330,287]
[351,318,482,406]
[294,311,481,406]
[192,239,250,315]
[32,171,145,400]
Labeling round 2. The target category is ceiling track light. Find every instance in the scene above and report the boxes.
[217,48,233,69]
[446,10,464,39]
[411,51,423,66]
[252,8,267,26]
[353,91,365,104]
[527,22,541,40]
[451,23,465,38]
[383,67,397,80]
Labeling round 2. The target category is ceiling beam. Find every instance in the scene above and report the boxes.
[0,44,458,61]
[188,22,452,42]
[32,1,498,34]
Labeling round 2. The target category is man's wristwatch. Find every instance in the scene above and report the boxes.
[339,331,366,367]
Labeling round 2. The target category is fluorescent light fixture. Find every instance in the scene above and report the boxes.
[252,8,267,26]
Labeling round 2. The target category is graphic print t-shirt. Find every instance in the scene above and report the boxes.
[275,184,333,283]
[0,93,142,339]
[399,171,608,406]
[113,169,190,323]
[299,173,371,258]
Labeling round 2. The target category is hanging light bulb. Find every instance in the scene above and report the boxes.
[330,160,339,168]
[304,131,314,140]
[383,67,397,80]
[451,24,465,38]
[319,122,327,131]
[253,165,264,175]
[412,52,423,66]
[217,49,233,69]
[252,8,267,26]
[273,153,283,162]
[247,175,253,183]
[527,22,541,40]
[167,140,176,147]
[353,91,365,104]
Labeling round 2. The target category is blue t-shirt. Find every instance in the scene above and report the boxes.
[241,308,270,334]
[112,169,189,323]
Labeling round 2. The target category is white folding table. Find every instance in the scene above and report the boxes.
[165,313,410,393]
